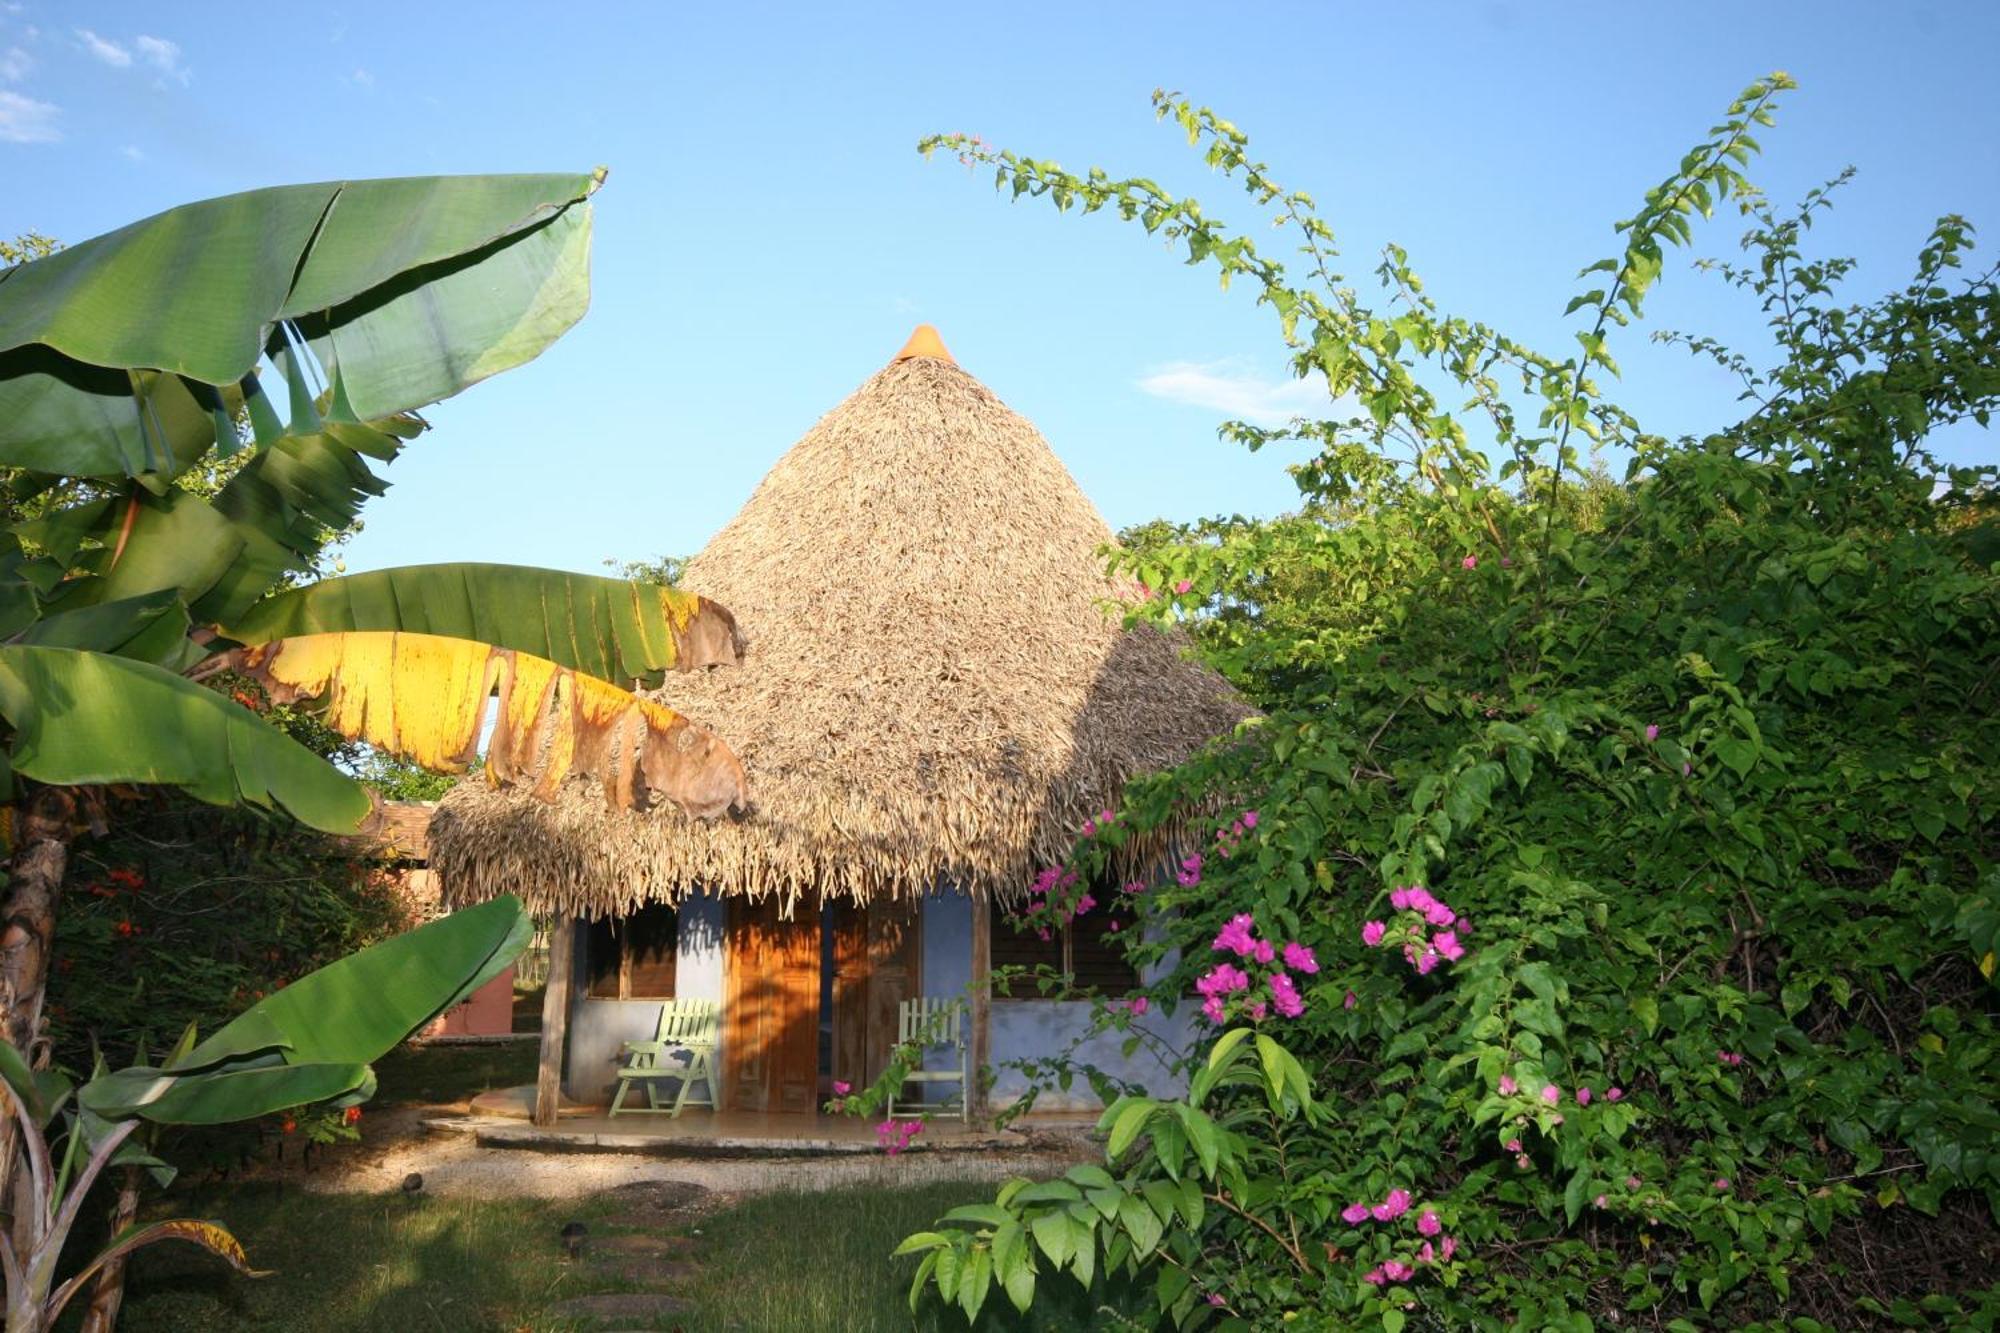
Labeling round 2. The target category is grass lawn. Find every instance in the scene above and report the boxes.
[105,1180,1133,1331]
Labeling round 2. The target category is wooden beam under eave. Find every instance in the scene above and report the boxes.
[533,916,575,1128]
[968,889,992,1123]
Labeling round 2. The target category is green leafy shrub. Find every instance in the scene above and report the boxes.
[905,77,2000,1329]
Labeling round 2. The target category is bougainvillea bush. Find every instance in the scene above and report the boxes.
[900,76,2000,1329]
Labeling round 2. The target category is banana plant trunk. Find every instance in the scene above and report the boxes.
[77,1167,141,1333]
[0,789,75,1230]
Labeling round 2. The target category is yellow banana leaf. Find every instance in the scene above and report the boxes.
[217,631,747,818]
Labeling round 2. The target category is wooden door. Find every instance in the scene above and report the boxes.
[830,899,922,1093]
[724,898,820,1114]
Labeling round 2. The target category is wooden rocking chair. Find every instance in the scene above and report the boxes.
[885,997,969,1125]
[609,998,719,1118]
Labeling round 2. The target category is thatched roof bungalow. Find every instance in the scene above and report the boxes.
[432,328,1249,1120]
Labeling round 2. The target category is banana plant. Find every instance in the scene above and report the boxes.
[0,172,754,1064]
[0,896,529,1333]
[0,175,754,1329]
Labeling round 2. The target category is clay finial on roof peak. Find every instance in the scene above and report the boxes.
[892,324,954,364]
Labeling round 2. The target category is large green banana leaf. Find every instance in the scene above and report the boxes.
[225,564,743,684]
[0,172,600,488]
[12,590,197,668]
[0,645,369,833]
[95,1063,375,1125]
[79,896,529,1121]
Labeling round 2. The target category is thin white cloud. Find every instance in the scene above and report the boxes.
[1136,358,1337,425]
[348,67,373,88]
[0,46,30,82]
[134,34,188,84]
[0,87,59,142]
[75,28,130,67]
[120,143,142,161]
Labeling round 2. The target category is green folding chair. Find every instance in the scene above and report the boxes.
[609,998,719,1118]
[886,997,969,1125]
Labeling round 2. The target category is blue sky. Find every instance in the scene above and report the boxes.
[3,2,1995,577]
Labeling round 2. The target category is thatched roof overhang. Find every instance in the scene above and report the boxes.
[431,334,1251,918]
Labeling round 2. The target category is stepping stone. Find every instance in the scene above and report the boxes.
[548,1292,692,1324]
[598,1214,705,1234]
[594,1233,698,1258]
[599,1181,709,1214]
[587,1256,700,1286]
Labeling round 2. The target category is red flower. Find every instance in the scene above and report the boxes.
[108,867,145,890]
[342,1106,362,1125]
[281,1117,297,1134]
[114,920,138,938]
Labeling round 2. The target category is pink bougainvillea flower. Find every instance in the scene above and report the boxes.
[1269,971,1305,1018]
[1343,989,1358,1009]
[1081,819,1096,836]
[1499,1074,1518,1096]
[1718,1050,1744,1067]
[1363,1267,1388,1287]
[1415,948,1440,975]
[1074,894,1097,916]
[1241,810,1259,829]
[1282,941,1319,973]
[1383,1261,1415,1281]
[1714,1177,1730,1191]
[1173,579,1193,594]
[1361,920,1387,947]
[1417,1209,1441,1237]
[1440,1236,1458,1262]
[1127,996,1150,1016]
[1515,1153,1532,1169]
[1504,1138,1522,1153]
[1540,1084,1561,1106]
[1432,931,1465,962]
[1341,1202,1371,1225]
[833,1081,851,1095]
[1645,724,1660,742]
[1626,1174,1642,1190]
[1390,885,1438,914]
[1576,1087,1593,1106]
[1424,900,1457,927]
[1206,1292,1225,1308]
[1418,1241,1435,1264]
[1246,999,1269,1021]
[1682,761,1693,776]
[1200,995,1227,1023]
[1594,1194,1608,1209]
[1372,1188,1411,1222]
[1213,913,1258,956]
[1037,929,1051,942]
[1122,880,1145,895]
[1606,1087,1624,1102]
[1461,555,1477,570]
[1251,938,1276,964]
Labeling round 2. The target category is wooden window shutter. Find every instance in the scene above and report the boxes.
[581,902,679,1000]
[1068,911,1141,995]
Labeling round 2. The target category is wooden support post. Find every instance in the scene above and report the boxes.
[534,916,575,1128]
[968,890,992,1123]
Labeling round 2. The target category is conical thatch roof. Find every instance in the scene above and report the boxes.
[431,330,1250,916]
